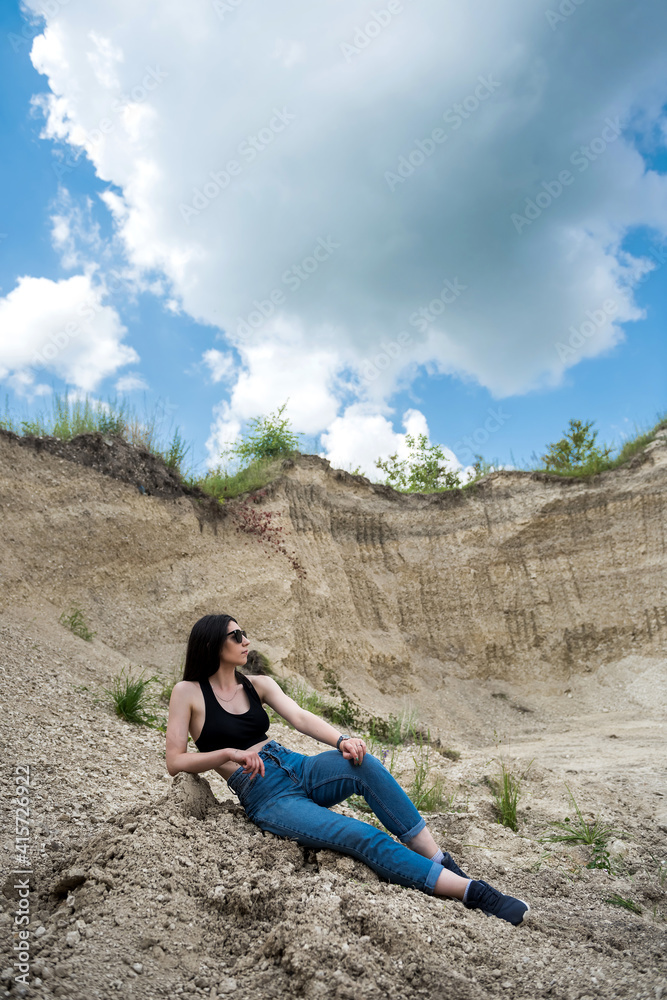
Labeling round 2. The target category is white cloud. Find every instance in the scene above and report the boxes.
[205,400,242,466]
[205,317,346,463]
[2,369,51,399]
[49,189,104,270]
[321,405,465,480]
[115,372,148,391]
[202,348,234,383]
[23,0,667,445]
[86,29,124,90]
[0,273,138,394]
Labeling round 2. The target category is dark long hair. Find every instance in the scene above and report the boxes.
[182,613,243,682]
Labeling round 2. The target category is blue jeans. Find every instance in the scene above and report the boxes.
[227,740,443,893]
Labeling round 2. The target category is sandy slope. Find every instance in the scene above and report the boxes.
[0,430,665,999]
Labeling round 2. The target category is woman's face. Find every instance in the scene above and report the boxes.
[219,620,250,668]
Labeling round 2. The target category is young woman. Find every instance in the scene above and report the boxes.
[166,614,529,925]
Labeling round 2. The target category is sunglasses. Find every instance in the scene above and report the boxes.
[225,628,247,643]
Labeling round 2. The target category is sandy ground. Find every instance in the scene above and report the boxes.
[0,431,665,999]
[0,603,665,1000]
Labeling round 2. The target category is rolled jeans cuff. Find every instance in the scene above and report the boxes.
[423,860,444,894]
[398,815,426,844]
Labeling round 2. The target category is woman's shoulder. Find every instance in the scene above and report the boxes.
[170,679,204,705]
[242,673,278,699]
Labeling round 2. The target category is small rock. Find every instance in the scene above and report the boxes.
[217,977,238,994]
[132,963,143,974]
[35,925,47,937]
[89,865,114,888]
[52,868,86,894]
[65,930,80,947]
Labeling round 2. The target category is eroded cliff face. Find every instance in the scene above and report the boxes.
[0,428,665,718]
[1,430,666,1000]
[273,441,667,692]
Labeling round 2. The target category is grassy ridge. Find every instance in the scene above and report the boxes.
[0,392,189,474]
[1,393,665,498]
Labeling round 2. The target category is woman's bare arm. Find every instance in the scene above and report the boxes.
[251,675,364,760]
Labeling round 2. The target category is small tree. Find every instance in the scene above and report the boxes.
[225,401,302,465]
[541,419,613,474]
[375,433,462,493]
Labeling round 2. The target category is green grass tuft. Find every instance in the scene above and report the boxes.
[58,607,96,642]
[605,894,642,915]
[103,666,163,727]
[543,784,619,872]
[187,456,283,501]
[367,708,419,746]
[0,391,193,477]
[407,734,453,812]
[489,759,525,831]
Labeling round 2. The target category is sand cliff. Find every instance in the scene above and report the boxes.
[0,428,665,999]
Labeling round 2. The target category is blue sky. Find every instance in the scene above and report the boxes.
[0,0,665,478]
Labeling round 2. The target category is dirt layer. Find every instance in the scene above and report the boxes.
[0,612,665,1000]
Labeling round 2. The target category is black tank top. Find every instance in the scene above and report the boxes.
[193,673,270,752]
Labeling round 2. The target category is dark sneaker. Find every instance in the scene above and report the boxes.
[441,851,469,879]
[463,879,530,925]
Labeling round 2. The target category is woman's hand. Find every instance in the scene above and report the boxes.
[340,737,366,766]
[230,749,265,780]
